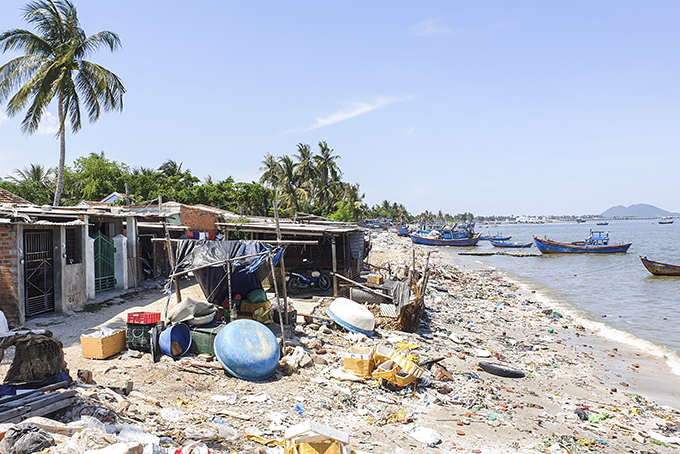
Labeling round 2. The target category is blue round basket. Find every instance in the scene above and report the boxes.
[213,319,279,381]
[159,323,192,358]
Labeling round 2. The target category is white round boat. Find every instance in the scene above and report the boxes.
[325,297,375,336]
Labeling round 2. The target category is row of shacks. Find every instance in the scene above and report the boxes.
[0,188,369,328]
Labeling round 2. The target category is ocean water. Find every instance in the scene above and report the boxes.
[444,219,680,373]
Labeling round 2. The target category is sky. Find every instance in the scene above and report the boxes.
[1,1,679,217]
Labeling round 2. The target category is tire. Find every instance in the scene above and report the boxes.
[318,275,331,291]
[287,276,302,295]
[478,361,525,378]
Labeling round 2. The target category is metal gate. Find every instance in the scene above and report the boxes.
[24,230,55,317]
[94,232,116,292]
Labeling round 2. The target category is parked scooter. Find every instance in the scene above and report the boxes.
[286,259,331,295]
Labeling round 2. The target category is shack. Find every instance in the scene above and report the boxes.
[216,218,367,296]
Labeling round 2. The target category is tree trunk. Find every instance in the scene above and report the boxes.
[53,95,66,206]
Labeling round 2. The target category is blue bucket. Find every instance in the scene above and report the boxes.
[159,323,192,358]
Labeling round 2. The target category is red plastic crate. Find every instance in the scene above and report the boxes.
[127,312,161,325]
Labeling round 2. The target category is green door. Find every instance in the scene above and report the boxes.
[94,232,116,292]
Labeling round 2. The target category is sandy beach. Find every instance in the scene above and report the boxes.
[14,230,680,454]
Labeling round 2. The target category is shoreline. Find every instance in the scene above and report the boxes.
[449,248,680,410]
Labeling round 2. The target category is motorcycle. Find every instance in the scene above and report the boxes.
[286,259,331,295]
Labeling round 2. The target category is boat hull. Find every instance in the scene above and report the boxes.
[411,233,481,246]
[640,256,680,276]
[490,239,532,248]
[533,236,631,254]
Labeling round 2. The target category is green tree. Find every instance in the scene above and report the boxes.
[313,141,341,212]
[0,0,125,206]
[66,151,128,203]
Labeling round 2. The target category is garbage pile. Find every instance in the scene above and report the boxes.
[1,231,678,453]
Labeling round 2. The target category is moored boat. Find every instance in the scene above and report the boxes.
[659,219,674,225]
[640,256,680,276]
[411,232,482,246]
[489,239,533,248]
[533,231,632,254]
[480,234,512,241]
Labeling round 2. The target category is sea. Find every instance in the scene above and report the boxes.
[446,219,680,376]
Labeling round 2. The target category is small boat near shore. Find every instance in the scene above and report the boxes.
[533,230,632,254]
[659,219,674,225]
[489,239,533,248]
[596,222,609,226]
[480,234,512,241]
[410,232,482,246]
[640,256,680,276]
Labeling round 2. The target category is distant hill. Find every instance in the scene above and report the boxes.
[600,204,679,218]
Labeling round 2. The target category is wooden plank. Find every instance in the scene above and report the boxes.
[0,381,69,407]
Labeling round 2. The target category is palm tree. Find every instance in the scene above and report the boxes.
[259,153,281,189]
[158,159,183,177]
[294,143,316,189]
[0,0,125,206]
[277,155,306,213]
[6,163,55,187]
[314,141,341,212]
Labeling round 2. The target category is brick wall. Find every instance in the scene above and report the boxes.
[0,225,20,327]
[180,206,220,232]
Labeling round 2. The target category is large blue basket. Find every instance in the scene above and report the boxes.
[213,319,279,381]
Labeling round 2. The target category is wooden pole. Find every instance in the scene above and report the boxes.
[331,236,338,297]
[268,252,286,350]
[164,223,181,303]
[272,195,288,315]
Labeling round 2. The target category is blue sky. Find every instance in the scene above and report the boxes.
[1,1,679,216]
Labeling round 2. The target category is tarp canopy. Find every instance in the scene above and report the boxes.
[174,240,285,305]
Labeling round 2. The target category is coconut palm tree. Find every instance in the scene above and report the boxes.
[294,143,316,189]
[158,159,183,177]
[277,155,306,213]
[0,0,125,206]
[6,163,55,187]
[259,153,281,189]
[314,141,341,212]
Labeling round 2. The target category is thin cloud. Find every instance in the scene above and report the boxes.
[37,111,59,135]
[306,96,414,131]
[0,112,8,128]
[413,18,455,36]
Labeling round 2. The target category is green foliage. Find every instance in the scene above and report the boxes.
[0,0,126,206]
[258,141,363,218]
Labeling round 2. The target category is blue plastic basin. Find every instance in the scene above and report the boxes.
[213,319,279,381]
[159,323,192,358]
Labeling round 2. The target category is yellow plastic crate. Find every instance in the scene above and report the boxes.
[81,330,127,359]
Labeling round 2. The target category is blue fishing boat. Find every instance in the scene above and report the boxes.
[640,256,680,276]
[396,225,410,237]
[411,232,482,246]
[480,234,512,241]
[533,230,632,254]
[489,239,532,248]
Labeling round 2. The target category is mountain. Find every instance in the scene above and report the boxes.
[599,204,679,218]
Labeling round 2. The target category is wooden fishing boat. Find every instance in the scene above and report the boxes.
[410,232,482,246]
[489,239,533,248]
[480,234,512,241]
[396,225,410,237]
[640,256,680,276]
[596,222,609,226]
[533,231,632,254]
[659,219,674,224]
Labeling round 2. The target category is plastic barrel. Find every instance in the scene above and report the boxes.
[213,319,280,381]
[159,323,192,358]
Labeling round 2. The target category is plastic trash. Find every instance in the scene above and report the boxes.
[402,425,442,447]
[295,403,305,416]
[211,418,237,440]
[174,442,210,454]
